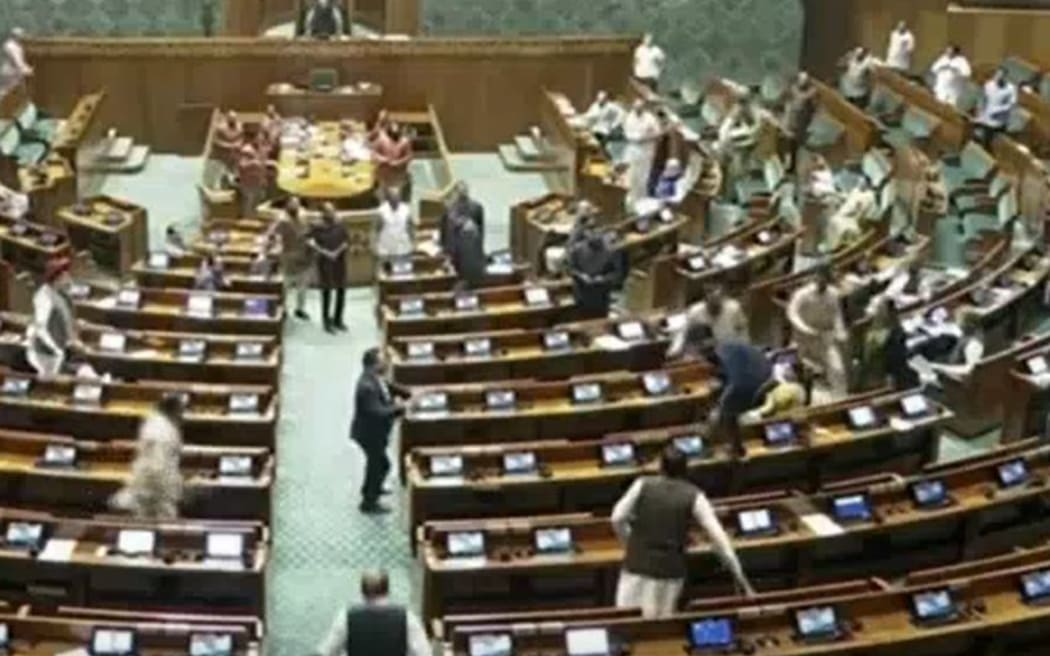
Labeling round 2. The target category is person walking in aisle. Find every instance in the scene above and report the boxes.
[375,187,414,260]
[309,203,349,333]
[350,348,411,515]
[314,570,431,656]
[612,445,754,618]
[264,196,313,321]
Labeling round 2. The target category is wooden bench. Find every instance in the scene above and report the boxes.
[57,196,148,275]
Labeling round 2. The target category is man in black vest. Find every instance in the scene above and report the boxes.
[300,0,349,39]
[350,348,410,514]
[612,445,754,618]
[314,570,431,656]
[439,182,485,256]
[568,230,622,319]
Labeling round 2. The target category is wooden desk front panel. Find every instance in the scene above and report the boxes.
[24,37,633,154]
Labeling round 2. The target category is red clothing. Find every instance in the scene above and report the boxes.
[371,131,412,187]
[237,154,267,189]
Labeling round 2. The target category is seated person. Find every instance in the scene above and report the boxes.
[925,309,984,383]
[871,258,928,311]
[919,164,948,214]
[193,254,227,291]
[824,178,877,253]
[583,90,626,148]
[752,362,806,418]
[653,157,685,203]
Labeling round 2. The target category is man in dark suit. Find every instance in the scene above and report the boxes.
[449,214,486,289]
[568,230,622,319]
[439,182,485,256]
[351,347,410,514]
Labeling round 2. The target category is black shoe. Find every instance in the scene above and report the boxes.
[334,323,348,332]
[294,310,310,321]
[359,502,391,515]
[323,324,336,334]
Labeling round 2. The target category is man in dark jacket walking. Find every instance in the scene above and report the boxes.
[351,348,410,514]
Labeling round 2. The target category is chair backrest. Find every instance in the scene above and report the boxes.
[1007,106,1032,134]
[998,188,1019,226]
[901,105,939,140]
[862,149,892,189]
[960,141,996,181]
[1001,56,1041,87]
[956,80,982,115]
[700,97,724,127]
[868,86,903,118]
[15,103,37,132]
[764,154,785,192]
[0,125,19,158]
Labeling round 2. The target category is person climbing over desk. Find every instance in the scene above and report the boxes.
[23,258,77,377]
[110,394,186,521]
[612,445,754,618]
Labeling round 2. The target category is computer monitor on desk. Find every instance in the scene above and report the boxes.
[310,68,339,93]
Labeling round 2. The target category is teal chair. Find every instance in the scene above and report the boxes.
[804,111,844,150]
[901,106,940,141]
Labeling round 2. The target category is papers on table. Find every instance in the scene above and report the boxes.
[592,335,631,352]
[800,513,845,537]
[38,538,77,562]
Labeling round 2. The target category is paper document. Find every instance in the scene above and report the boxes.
[38,538,77,562]
[800,513,845,537]
[593,335,631,352]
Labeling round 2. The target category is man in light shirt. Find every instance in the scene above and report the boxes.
[633,33,666,92]
[583,90,626,150]
[885,21,915,73]
[0,28,32,96]
[975,68,1018,143]
[314,570,431,656]
[930,45,972,109]
[839,46,877,108]
[788,264,849,395]
[612,445,754,618]
[667,285,749,359]
[622,100,663,207]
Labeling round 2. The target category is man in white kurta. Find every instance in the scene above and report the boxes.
[886,22,915,72]
[583,91,626,147]
[24,258,76,377]
[788,265,849,395]
[0,28,32,96]
[612,446,754,618]
[930,46,972,108]
[839,47,877,106]
[0,181,28,219]
[976,70,1018,130]
[621,101,662,208]
[632,33,666,91]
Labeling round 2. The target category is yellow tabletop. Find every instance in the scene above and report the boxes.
[276,121,376,200]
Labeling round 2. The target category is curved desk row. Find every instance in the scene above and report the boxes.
[418,442,1050,623]
[405,389,949,531]
[0,314,281,386]
[376,254,531,304]
[382,279,580,339]
[388,314,672,386]
[132,251,284,296]
[0,506,266,614]
[0,369,277,446]
[69,283,284,337]
[0,427,272,521]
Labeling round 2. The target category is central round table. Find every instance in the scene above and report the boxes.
[275,121,377,203]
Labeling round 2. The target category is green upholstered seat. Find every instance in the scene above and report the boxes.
[868,86,903,120]
[958,141,996,182]
[862,149,892,189]
[901,106,940,140]
[804,111,843,149]
[1001,57,1041,87]
[1007,107,1031,135]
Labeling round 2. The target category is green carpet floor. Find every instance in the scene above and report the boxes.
[96,153,549,656]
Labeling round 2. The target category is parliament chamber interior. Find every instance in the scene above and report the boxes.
[11,0,1050,654]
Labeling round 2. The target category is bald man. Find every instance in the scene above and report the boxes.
[315,570,431,656]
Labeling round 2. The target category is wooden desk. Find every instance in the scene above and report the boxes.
[57,196,148,275]
[17,155,76,227]
[418,442,1050,623]
[0,313,281,387]
[0,508,266,613]
[0,369,277,447]
[0,427,272,521]
[400,363,718,476]
[0,216,70,276]
[132,252,283,296]
[275,120,377,203]
[51,91,106,169]
[1003,344,1050,443]
[0,606,261,656]
[389,314,671,386]
[381,280,579,339]
[376,255,531,305]
[71,284,284,338]
[441,548,1050,656]
[266,82,384,122]
[406,389,948,533]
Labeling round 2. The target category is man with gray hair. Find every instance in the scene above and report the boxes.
[0,28,32,95]
[315,570,431,656]
[439,181,484,255]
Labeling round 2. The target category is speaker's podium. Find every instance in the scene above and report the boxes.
[266,70,384,122]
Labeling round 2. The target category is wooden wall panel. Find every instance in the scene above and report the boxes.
[23,37,633,155]
[802,0,1050,80]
